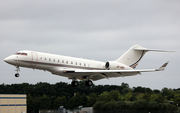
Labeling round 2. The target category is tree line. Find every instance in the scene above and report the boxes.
[0,82,180,113]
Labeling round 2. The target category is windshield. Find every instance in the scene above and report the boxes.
[15,52,21,55]
[14,52,27,56]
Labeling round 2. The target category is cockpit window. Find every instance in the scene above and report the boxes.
[15,52,21,55]
[14,52,27,56]
[21,53,27,56]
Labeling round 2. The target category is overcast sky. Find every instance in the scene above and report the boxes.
[0,0,179,90]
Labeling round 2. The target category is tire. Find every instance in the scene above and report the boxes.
[71,81,79,87]
[15,73,20,77]
[85,80,93,86]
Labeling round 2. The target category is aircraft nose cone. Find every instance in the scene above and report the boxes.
[4,57,9,63]
[4,56,15,65]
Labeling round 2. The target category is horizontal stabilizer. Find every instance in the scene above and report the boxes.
[134,46,175,52]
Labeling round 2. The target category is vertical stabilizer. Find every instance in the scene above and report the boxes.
[115,45,147,68]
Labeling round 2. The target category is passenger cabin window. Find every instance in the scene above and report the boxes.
[58,59,60,62]
[75,62,77,65]
[79,63,81,65]
[71,61,73,64]
[84,63,86,66]
[66,61,68,64]
[45,57,46,60]
[53,59,55,62]
[62,60,64,63]
[49,58,51,61]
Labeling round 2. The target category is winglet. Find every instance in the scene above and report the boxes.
[156,61,169,71]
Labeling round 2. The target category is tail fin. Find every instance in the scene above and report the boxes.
[115,45,172,69]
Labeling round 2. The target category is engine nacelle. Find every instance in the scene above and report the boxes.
[105,61,130,70]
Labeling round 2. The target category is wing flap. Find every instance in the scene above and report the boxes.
[89,74,107,81]
[74,69,155,73]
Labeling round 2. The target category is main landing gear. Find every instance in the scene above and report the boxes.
[71,77,93,87]
[84,76,93,87]
[71,80,79,87]
[15,66,20,77]
[85,80,93,86]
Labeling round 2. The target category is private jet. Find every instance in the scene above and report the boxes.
[4,45,171,87]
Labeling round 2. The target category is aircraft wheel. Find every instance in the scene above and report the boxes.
[15,73,20,77]
[71,81,79,87]
[85,80,93,86]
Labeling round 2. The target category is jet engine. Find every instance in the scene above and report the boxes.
[105,61,127,70]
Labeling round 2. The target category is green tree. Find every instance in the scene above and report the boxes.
[82,93,87,107]
[121,88,132,94]
[100,101,115,111]
[27,93,35,112]
[110,90,119,101]
[161,88,175,100]
[114,101,126,111]
[87,93,97,107]
[145,88,152,93]
[124,101,134,110]
[121,82,129,88]
[39,94,51,109]
[0,84,5,93]
[124,92,134,101]
[136,93,150,101]
[153,89,160,94]
[136,93,145,100]
[175,89,180,94]
[98,91,113,102]
[159,103,178,111]
[53,96,67,108]
[133,99,148,110]
[173,93,180,107]
[150,94,164,103]
[133,86,145,93]
[148,101,159,111]
[67,92,83,109]
[167,103,178,111]
[93,101,105,111]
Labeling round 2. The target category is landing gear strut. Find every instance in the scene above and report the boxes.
[83,76,93,86]
[15,66,20,77]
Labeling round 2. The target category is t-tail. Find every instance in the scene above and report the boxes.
[115,45,173,69]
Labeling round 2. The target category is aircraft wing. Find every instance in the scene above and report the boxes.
[62,61,169,81]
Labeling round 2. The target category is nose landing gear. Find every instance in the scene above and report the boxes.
[15,66,20,77]
[15,73,20,77]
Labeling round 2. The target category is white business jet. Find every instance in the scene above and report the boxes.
[4,45,171,87]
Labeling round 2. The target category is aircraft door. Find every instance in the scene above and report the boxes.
[30,52,38,67]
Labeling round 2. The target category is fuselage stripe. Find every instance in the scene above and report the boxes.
[129,50,144,68]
